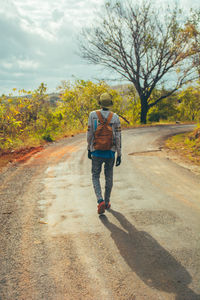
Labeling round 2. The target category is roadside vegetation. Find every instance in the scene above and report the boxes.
[0,80,199,153]
[165,126,200,165]
[0,80,125,152]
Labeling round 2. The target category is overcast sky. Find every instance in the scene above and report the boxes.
[0,0,199,95]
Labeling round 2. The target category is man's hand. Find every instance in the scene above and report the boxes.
[116,156,121,166]
[88,150,92,160]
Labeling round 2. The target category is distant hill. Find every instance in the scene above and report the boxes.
[111,83,135,95]
[1,84,136,106]
[48,93,61,104]
[1,92,61,105]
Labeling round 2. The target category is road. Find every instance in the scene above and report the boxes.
[0,124,200,300]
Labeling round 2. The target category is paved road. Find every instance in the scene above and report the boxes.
[0,125,200,300]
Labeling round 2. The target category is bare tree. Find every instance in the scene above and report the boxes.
[79,0,200,123]
[189,11,200,79]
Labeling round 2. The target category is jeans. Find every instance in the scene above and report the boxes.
[91,156,115,203]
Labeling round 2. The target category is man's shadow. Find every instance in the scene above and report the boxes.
[100,210,200,300]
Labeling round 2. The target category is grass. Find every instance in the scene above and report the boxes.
[165,127,200,165]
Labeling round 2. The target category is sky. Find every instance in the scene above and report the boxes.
[0,0,199,95]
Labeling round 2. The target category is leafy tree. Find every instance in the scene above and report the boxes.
[79,0,200,123]
[59,80,124,127]
[188,11,200,79]
[148,90,178,122]
[118,84,141,124]
[177,83,200,122]
[0,83,56,149]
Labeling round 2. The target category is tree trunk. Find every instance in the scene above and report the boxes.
[140,98,149,124]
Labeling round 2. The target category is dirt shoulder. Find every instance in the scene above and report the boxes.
[0,146,44,171]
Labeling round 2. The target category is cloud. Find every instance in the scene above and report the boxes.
[0,0,107,93]
[52,9,65,22]
[0,0,199,94]
[18,59,39,70]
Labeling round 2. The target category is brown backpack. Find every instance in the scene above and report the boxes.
[93,110,114,150]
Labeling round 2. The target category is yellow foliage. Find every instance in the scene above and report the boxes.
[0,80,199,152]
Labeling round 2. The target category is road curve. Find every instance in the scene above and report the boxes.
[0,124,200,300]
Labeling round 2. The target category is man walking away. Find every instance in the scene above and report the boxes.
[87,92,122,214]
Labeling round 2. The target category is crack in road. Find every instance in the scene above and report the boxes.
[129,149,162,156]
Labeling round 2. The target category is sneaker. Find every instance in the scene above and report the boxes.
[98,200,105,214]
[105,202,111,210]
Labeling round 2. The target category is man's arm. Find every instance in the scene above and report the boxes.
[114,115,121,157]
[87,112,94,151]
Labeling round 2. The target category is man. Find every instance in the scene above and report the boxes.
[87,92,122,214]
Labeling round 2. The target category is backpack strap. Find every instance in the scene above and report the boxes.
[96,110,113,124]
[96,110,104,124]
[106,112,113,124]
